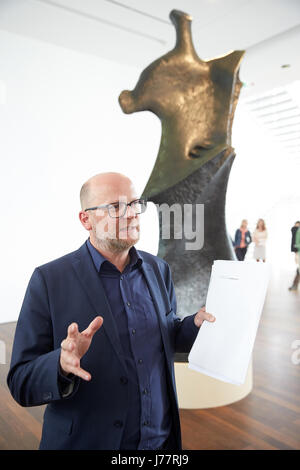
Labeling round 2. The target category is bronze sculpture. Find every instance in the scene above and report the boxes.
[119,10,245,360]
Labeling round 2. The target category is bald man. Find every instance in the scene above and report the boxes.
[7,172,215,451]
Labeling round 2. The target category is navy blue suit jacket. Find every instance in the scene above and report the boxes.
[7,242,199,450]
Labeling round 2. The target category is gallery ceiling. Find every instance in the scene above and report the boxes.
[0,0,300,98]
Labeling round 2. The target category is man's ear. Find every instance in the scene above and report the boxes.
[79,211,92,231]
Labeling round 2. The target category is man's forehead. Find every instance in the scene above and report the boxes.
[89,184,138,204]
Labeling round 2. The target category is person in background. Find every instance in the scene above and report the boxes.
[295,226,300,267]
[291,221,300,264]
[253,218,268,262]
[289,221,300,291]
[234,219,252,261]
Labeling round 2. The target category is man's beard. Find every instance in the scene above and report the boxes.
[93,224,140,253]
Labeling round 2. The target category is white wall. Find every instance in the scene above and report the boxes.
[0,29,160,323]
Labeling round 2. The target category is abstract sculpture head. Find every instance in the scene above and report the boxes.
[119,10,244,199]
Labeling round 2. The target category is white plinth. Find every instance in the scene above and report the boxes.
[174,358,253,409]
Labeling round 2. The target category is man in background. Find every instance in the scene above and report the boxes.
[289,221,300,291]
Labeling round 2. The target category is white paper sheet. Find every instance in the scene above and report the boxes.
[188,260,270,385]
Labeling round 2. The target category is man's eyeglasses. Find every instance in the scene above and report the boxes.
[84,198,147,219]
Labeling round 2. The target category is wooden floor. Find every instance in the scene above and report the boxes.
[0,266,299,450]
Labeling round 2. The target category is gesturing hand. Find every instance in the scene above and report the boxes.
[194,306,216,328]
[60,316,103,381]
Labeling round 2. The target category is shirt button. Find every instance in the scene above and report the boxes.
[120,276,124,280]
[143,388,149,395]
[143,420,150,426]
[138,358,143,364]
[120,376,128,385]
[132,329,136,335]
[114,420,123,428]
[127,301,131,307]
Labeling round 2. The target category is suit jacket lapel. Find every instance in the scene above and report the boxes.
[71,243,127,372]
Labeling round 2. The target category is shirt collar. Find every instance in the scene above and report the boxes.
[86,238,143,273]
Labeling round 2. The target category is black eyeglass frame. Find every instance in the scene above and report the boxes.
[84,198,147,218]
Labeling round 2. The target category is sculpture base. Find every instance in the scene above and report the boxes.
[174,359,253,409]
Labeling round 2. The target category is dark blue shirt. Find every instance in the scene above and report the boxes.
[86,239,172,450]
